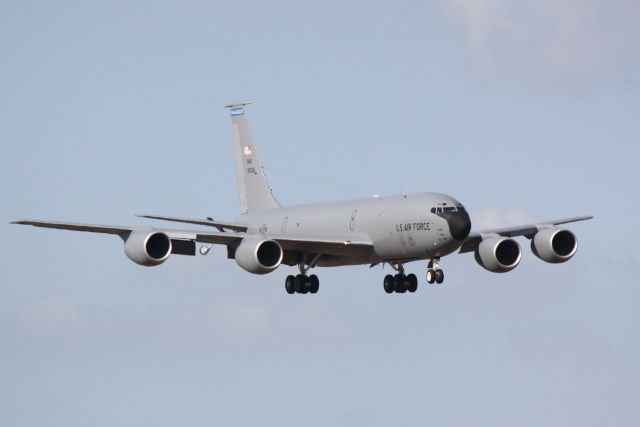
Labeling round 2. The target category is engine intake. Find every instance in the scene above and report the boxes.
[475,236,522,273]
[235,237,283,274]
[124,230,172,266]
[531,228,578,263]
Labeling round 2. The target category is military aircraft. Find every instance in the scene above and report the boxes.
[12,103,592,294]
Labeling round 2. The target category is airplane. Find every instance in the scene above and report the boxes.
[12,102,593,294]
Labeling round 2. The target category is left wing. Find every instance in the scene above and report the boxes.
[459,215,593,253]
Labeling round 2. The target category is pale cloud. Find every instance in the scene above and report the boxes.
[207,297,272,338]
[437,0,640,89]
[175,297,272,341]
[19,295,83,336]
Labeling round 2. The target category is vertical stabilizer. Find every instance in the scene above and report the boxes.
[226,103,280,214]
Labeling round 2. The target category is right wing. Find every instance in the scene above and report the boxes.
[458,215,593,253]
[11,220,374,257]
[11,219,244,245]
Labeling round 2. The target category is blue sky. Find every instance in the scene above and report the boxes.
[1,1,639,426]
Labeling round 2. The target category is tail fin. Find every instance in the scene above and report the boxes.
[226,102,280,214]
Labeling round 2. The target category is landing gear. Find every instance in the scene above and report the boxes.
[308,274,319,293]
[426,259,445,285]
[285,275,295,294]
[294,274,308,294]
[285,264,320,294]
[383,275,394,293]
[383,263,418,294]
[407,273,418,292]
[393,274,407,293]
[426,269,436,284]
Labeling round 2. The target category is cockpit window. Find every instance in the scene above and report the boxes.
[431,203,465,215]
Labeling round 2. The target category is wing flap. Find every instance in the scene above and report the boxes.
[136,214,248,232]
[276,236,374,257]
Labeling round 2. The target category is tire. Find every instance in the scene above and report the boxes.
[426,269,436,284]
[383,274,394,293]
[308,274,320,294]
[295,274,308,293]
[285,275,295,294]
[407,273,418,292]
[435,269,444,284]
[394,274,407,293]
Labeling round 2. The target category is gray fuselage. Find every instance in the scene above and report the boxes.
[239,192,472,267]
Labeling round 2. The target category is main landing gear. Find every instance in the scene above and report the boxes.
[382,259,445,293]
[285,262,320,294]
[383,263,418,294]
[285,274,319,294]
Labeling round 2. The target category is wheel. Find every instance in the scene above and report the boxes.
[308,274,320,294]
[394,274,407,293]
[435,269,444,284]
[295,274,308,293]
[383,274,394,293]
[426,269,436,284]
[407,273,418,292]
[285,275,295,294]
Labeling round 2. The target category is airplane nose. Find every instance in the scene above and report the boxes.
[446,211,472,241]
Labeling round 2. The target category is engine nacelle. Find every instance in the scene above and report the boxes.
[474,236,522,273]
[531,228,577,263]
[124,230,172,266]
[235,237,283,274]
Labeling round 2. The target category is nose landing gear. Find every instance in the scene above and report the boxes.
[426,259,444,284]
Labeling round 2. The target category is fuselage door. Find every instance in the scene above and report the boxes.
[281,216,288,236]
[350,210,358,231]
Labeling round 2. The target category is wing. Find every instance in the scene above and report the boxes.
[136,214,247,232]
[11,220,374,257]
[11,219,243,245]
[458,215,593,253]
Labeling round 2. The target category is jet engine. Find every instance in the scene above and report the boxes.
[474,236,522,273]
[531,228,577,263]
[235,237,283,274]
[124,230,172,266]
